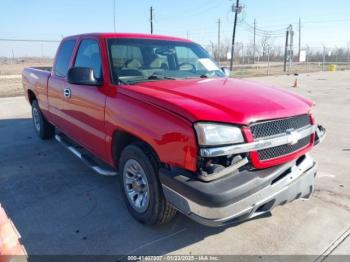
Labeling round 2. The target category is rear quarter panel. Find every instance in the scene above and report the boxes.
[22,68,51,117]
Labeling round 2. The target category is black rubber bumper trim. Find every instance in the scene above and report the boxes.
[159,160,299,208]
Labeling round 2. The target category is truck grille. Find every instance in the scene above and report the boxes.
[250,115,312,161]
[258,135,311,160]
[250,114,311,139]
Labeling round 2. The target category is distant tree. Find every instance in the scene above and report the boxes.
[260,34,273,58]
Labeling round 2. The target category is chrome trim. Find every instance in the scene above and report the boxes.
[55,134,117,176]
[200,125,316,157]
[63,88,71,98]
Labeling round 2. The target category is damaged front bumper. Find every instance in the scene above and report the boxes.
[315,125,326,145]
[160,154,317,227]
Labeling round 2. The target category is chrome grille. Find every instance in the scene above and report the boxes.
[258,135,311,160]
[250,114,311,139]
[250,115,312,161]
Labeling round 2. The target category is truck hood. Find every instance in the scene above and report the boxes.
[119,78,313,125]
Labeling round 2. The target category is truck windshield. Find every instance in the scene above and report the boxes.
[107,38,225,84]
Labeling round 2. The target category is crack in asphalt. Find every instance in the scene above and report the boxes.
[314,188,350,199]
[313,189,350,212]
[313,227,350,262]
[312,188,350,261]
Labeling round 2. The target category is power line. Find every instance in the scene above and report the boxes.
[238,24,286,37]
[0,38,60,43]
[240,21,286,35]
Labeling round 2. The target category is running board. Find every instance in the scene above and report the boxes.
[55,134,117,176]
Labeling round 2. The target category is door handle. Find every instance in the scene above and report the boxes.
[63,88,71,98]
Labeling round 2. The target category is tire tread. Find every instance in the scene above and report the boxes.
[32,100,55,139]
[119,141,177,225]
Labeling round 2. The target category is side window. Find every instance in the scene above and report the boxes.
[54,39,76,77]
[74,39,102,80]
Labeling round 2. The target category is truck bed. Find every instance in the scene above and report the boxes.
[29,66,52,72]
[22,67,51,111]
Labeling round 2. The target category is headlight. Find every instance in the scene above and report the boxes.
[194,122,244,146]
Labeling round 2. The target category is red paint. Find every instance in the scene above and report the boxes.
[121,78,313,125]
[22,33,316,173]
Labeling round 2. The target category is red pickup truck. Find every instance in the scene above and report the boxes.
[22,33,325,227]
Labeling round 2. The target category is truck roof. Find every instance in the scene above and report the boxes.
[63,32,192,42]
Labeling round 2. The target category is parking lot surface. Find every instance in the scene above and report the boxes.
[0,71,349,258]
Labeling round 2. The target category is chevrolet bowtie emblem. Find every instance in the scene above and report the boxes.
[286,129,301,145]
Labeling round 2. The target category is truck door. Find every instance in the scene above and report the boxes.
[61,38,107,160]
[48,39,77,129]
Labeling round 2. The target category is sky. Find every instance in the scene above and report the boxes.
[1,0,350,57]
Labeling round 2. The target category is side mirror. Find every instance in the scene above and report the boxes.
[221,67,231,77]
[67,67,102,86]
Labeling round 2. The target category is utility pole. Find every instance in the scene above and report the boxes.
[242,43,245,64]
[306,45,310,72]
[267,45,270,76]
[283,26,290,72]
[41,43,44,63]
[11,49,14,64]
[253,19,256,64]
[230,0,241,71]
[150,6,154,34]
[289,25,294,71]
[298,18,301,60]
[335,46,338,64]
[210,41,215,57]
[217,18,221,64]
[322,45,326,71]
[113,0,116,32]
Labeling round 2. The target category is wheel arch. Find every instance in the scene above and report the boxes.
[27,89,37,105]
[111,130,161,170]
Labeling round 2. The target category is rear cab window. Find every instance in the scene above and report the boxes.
[53,39,76,77]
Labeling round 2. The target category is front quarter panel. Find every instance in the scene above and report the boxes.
[105,91,198,172]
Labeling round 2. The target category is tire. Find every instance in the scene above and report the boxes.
[32,100,55,139]
[119,142,177,225]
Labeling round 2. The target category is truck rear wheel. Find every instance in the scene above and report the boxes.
[32,100,55,139]
[119,142,177,225]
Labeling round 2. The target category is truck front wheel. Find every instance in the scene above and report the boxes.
[119,142,177,225]
[32,100,55,139]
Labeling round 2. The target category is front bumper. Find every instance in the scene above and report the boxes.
[160,154,317,227]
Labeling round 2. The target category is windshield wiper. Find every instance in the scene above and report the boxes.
[148,74,176,80]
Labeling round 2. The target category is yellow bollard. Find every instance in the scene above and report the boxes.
[328,64,337,72]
